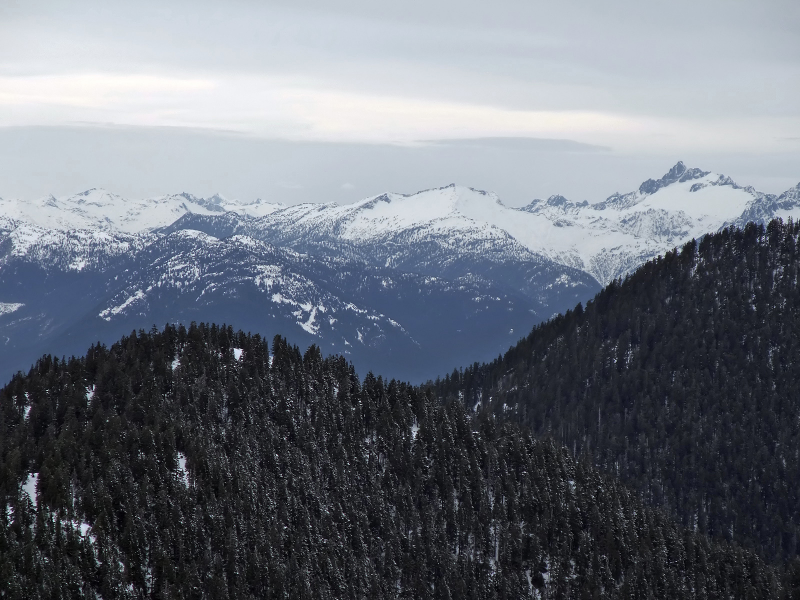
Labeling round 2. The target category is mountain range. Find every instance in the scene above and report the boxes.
[1,162,799,383]
[4,173,800,596]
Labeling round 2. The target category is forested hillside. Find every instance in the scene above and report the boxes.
[0,324,784,598]
[435,219,800,563]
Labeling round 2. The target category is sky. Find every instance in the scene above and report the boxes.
[0,0,798,205]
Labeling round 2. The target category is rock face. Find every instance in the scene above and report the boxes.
[1,163,798,383]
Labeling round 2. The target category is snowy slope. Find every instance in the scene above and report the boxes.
[517,164,791,283]
[236,187,599,308]
[94,230,409,345]
[242,162,800,285]
[6,162,795,286]
[0,189,280,234]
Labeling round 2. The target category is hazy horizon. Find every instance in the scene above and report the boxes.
[1,125,799,209]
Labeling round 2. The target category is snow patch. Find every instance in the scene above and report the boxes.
[79,522,92,538]
[253,264,281,289]
[298,306,319,335]
[98,289,146,321]
[0,302,24,316]
[232,348,243,360]
[0,188,283,234]
[22,473,38,508]
[272,293,321,335]
[176,452,189,486]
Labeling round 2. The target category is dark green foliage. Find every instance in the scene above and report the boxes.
[0,323,782,598]
[436,218,800,563]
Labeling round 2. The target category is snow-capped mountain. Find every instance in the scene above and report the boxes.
[1,162,798,383]
[231,161,800,286]
[0,188,278,234]
[519,162,800,284]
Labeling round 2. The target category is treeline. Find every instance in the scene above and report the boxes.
[0,323,785,598]
[434,219,800,563]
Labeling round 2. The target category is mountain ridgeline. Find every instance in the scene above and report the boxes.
[435,218,800,563]
[2,163,799,385]
[0,325,787,598]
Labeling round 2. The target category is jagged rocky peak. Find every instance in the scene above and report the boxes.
[547,194,569,206]
[165,191,224,209]
[519,194,589,213]
[545,194,588,208]
[172,191,201,203]
[638,161,710,195]
[780,181,800,197]
[193,193,229,212]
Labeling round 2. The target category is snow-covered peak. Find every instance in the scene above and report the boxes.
[340,184,503,239]
[637,161,710,196]
[0,190,283,234]
[246,164,799,285]
[521,195,590,215]
[629,172,753,220]
[595,162,711,210]
[777,181,800,199]
[3,163,799,289]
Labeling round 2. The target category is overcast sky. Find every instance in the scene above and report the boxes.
[1,0,798,204]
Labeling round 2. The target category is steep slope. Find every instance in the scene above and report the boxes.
[435,219,800,561]
[0,325,784,598]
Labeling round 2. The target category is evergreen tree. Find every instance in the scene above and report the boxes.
[437,219,800,564]
[0,322,786,597]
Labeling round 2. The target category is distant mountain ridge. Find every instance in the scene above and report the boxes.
[1,162,798,383]
[3,162,797,285]
[0,188,279,233]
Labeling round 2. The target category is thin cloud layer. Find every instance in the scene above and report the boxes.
[1,0,798,151]
[0,1,798,201]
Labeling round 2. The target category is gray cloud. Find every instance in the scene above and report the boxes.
[2,0,799,120]
[0,1,797,198]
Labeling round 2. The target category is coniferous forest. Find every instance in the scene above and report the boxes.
[436,219,800,564]
[2,220,800,598]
